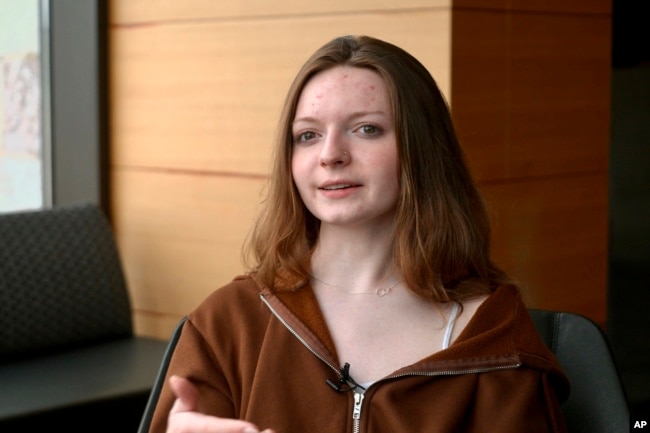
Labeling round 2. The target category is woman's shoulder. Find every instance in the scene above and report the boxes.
[176,275,277,372]
[447,293,489,345]
[462,284,532,331]
[187,274,270,327]
[457,284,565,370]
[200,273,263,302]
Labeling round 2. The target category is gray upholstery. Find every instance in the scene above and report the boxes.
[0,203,168,430]
[529,309,630,433]
[0,203,132,360]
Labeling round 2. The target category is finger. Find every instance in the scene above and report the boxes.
[167,375,274,433]
[170,411,265,433]
[169,375,199,413]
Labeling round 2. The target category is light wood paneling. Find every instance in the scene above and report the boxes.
[111,10,452,175]
[134,313,185,342]
[111,0,451,24]
[452,9,611,182]
[482,173,609,325]
[112,168,265,336]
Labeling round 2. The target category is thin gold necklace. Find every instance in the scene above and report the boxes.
[310,274,399,297]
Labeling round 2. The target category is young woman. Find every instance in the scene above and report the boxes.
[151,35,569,433]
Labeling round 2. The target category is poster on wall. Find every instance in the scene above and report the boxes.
[0,0,45,212]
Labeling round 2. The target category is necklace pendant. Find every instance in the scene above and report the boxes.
[375,287,391,297]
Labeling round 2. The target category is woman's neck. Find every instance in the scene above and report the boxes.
[310,223,398,291]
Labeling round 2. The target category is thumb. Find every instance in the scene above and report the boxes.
[169,375,199,413]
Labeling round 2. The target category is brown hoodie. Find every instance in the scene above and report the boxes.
[150,274,569,433]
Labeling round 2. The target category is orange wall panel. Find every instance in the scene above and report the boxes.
[452,9,611,182]
[453,0,610,14]
[482,173,609,324]
[451,5,611,323]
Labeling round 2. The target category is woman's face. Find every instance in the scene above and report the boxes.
[291,66,399,232]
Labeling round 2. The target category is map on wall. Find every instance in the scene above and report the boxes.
[0,1,43,212]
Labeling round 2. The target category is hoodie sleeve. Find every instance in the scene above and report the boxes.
[149,318,237,433]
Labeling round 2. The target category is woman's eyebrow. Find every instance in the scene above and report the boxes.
[293,110,388,125]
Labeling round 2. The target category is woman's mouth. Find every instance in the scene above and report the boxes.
[321,183,354,191]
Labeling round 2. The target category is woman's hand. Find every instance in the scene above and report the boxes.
[167,375,275,433]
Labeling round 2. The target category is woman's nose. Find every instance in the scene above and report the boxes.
[319,133,351,167]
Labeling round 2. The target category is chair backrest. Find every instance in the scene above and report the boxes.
[138,316,187,433]
[0,203,133,362]
[529,309,630,433]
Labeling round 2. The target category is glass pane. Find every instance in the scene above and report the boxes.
[0,0,44,212]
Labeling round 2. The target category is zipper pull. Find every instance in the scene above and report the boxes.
[353,391,364,421]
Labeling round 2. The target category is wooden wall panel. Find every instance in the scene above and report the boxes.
[112,168,265,332]
[451,9,611,181]
[111,0,451,24]
[453,0,610,14]
[482,173,609,324]
[451,4,611,323]
[111,10,452,176]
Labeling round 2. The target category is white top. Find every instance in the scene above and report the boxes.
[442,302,461,350]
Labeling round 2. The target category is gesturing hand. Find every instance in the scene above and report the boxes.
[167,375,276,433]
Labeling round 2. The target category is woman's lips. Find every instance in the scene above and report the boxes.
[318,182,361,198]
[321,183,354,190]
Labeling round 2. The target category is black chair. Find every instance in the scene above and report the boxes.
[138,310,630,433]
[529,309,630,433]
[138,317,187,433]
[0,203,169,432]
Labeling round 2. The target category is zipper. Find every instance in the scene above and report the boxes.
[385,363,522,381]
[260,294,341,376]
[348,363,521,433]
[262,293,368,433]
[261,293,521,433]
[352,391,364,433]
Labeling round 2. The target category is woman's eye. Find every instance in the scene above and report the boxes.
[295,131,317,142]
[359,124,381,136]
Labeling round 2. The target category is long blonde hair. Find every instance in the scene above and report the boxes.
[244,35,511,302]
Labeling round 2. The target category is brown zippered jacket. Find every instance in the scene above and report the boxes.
[149,274,569,433]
